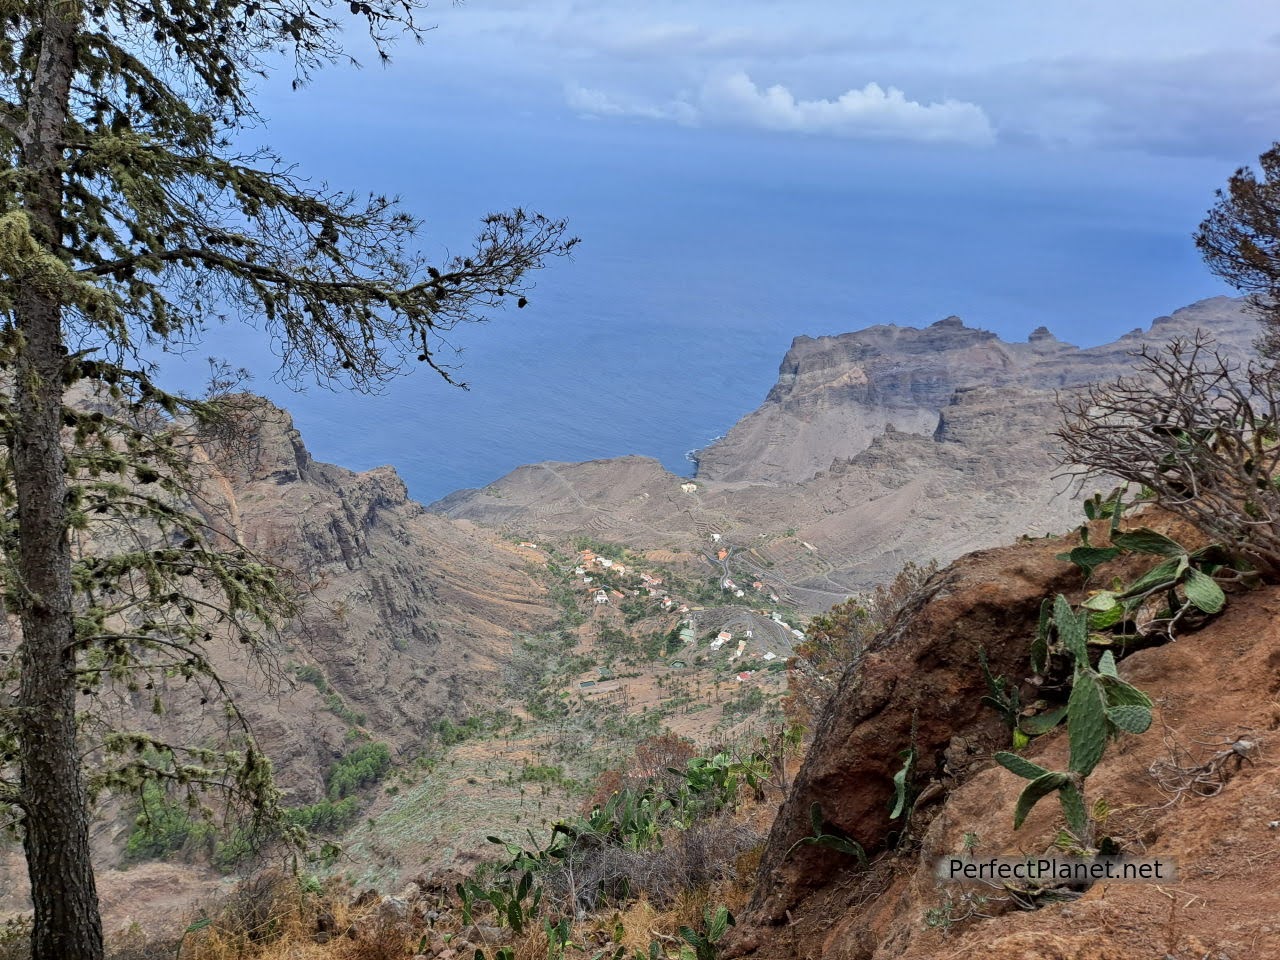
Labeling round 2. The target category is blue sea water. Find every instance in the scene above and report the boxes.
[157,87,1242,505]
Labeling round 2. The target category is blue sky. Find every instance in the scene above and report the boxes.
[171,1,1280,500]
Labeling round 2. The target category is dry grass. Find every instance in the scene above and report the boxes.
[176,871,416,960]
[614,897,662,953]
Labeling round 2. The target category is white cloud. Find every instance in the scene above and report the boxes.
[701,72,995,144]
[564,84,697,125]
[564,72,996,146]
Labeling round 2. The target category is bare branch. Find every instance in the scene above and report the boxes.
[1056,333,1280,580]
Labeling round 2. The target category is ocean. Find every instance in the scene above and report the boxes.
[157,104,1240,505]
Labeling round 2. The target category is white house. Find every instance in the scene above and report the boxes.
[681,481,698,493]
[594,590,610,605]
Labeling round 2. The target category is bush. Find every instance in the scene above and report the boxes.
[286,796,360,833]
[786,559,937,720]
[1056,335,1280,580]
[327,742,392,799]
[292,663,328,692]
[323,692,366,726]
[543,818,763,911]
[123,779,213,862]
[519,763,565,784]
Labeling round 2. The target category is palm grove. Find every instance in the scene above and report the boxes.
[0,0,575,956]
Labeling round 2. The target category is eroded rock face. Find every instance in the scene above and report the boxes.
[187,398,556,793]
[730,512,1279,960]
[693,297,1256,485]
[747,535,1082,922]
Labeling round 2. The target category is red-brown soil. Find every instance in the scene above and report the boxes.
[729,515,1280,959]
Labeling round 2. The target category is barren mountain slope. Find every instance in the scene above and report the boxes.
[432,298,1258,610]
[180,399,555,793]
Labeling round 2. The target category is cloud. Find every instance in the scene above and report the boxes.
[545,19,926,63]
[701,73,995,144]
[564,84,697,125]
[962,49,1280,158]
[565,72,996,146]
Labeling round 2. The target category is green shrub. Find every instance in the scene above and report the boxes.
[519,763,565,785]
[123,779,212,862]
[327,742,391,800]
[323,692,366,726]
[292,663,328,692]
[286,797,360,833]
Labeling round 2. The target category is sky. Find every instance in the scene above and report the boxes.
[163,1,1280,501]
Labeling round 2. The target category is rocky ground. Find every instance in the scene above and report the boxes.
[728,511,1280,960]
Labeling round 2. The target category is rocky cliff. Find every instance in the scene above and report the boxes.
[728,511,1279,959]
[1,398,557,917]
[693,297,1256,484]
[180,399,555,796]
[432,298,1259,609]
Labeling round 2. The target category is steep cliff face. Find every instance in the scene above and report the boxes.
[187,399,555,793]
[693,297,1256,484]
[0,398,556,918]
[433,298,1259,610]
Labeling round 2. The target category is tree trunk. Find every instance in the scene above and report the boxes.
[12,0,104,956]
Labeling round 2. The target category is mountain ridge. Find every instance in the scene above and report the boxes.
[432,297,1259,607]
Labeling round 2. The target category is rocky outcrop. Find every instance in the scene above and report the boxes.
[730,512,1279,959]
[693,297,1256,484]
[746,533,1084,922]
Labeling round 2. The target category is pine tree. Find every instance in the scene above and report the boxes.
[1196,142,1280,358]
[0,0,576,954]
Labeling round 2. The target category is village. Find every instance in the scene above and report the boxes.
[516,519,810,705]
